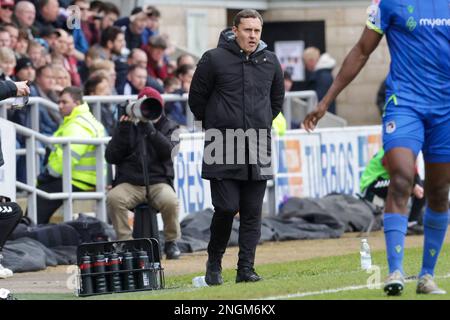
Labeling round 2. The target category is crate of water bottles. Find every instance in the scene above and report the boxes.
[75,238,165,297]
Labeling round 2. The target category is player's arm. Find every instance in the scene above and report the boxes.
[303,27,383,131]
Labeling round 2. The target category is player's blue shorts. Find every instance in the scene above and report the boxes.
[382,100,450,163]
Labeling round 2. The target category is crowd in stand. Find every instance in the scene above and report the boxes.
[2,0,196,136]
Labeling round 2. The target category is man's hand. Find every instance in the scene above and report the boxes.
[14,81,30,96]
[137,121,156,136]
[302,100,328,132]
[413,184,424,199]
[119,115,132,122]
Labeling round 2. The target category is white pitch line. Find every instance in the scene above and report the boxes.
[260,273,450,300]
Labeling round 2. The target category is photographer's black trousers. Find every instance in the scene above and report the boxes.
[207,179,267,270]
[0,202,22,250]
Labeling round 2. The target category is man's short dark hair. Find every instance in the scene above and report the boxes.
[100,26,123,48]
[61,86,84,104]
[233,9,263,27]
[175,64,195,77]
[99,2,120,16]
[36,65,52,78]
[148,35,167,49]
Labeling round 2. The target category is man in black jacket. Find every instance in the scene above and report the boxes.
[105,87,181,259]
[189,9,285,285]
[0,79,30,278]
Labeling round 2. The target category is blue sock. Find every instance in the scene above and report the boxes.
[384,213,408,274]
[420,208,449,277]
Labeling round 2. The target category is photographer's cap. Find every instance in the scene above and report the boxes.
[138,86,164,107]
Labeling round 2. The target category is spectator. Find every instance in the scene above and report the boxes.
[176,54,195,68]
[31,86,105,224]
[303,47,337,114]
[13,0,36,38]
[69,0,90,54]
[27,40,47,68]
[163,77,180,94]
[0,27,11,48]
[122,11,147,50]
[84,72,116,135]
[15,29,30,57]
[98,2,119,31]
[0,0,14,24]
[127,48,164,93]
[96,26,125,60]
[79,46,102,82]
[51,29,81,86]
[118,64,147,95]
[14,57,35,83]
[164,64,195,126]
[284,71,293,92]
[51,64,71,93]
[3,23,18,51]
[89,59,117,94]
[33,0,65,36]
[142,5,160,45]
[0,47,16,80]
[105,86,181,259]
[32,64,60,127]
[144,35,169,81]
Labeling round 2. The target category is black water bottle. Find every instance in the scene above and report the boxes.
[107,252,122,292]
[136,250,151,289]
[93,253,108,294]
[121,251,135,291]
[79,254,94,295]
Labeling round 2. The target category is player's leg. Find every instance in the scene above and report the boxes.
[382,147,416,295]
[416,162,450,294]
[0,200,23,278]
[416,105,450,294]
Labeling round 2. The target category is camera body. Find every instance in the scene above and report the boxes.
[118,97,163,122]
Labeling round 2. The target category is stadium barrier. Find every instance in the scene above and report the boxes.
[0,92,356,222]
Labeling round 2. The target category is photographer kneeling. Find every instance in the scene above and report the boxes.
[105,87,181,259]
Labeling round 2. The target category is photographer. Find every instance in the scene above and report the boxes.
[105,87,181,260]
[0,79,30,278]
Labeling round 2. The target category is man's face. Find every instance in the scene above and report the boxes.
[128,68,147,90]
[131,13,147,35]
[232,17,262,56]
[101,12,118,30]
[128,51,147,68]
[0,31,11,48]
[110,33,125,55]
[304,58,318,72]
[58,92,78,117]
[74,0,90,22]
[54,32,69,55]
[36,67,55,92]
[16,66,36,82]
[42,0,59,22]
[15,3,35,27]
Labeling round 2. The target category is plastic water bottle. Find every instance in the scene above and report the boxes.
[192,276,208,288]
[360,238,372,270]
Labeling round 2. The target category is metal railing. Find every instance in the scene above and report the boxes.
[14,123,111,223]
[0,92,323,222]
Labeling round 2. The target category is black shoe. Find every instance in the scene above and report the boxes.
[236,267,262,283]
[164,241,181,260]
[205,261,223,286]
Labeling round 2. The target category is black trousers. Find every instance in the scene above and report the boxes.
[208,179,267,270]
[28,179,83,224]
[0,202,22,250]
[363,177,425,223]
